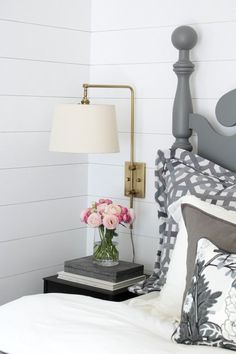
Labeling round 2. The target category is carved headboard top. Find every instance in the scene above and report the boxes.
[171,26,236,172]
[215,89,236,127]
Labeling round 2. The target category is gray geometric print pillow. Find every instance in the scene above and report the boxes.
[129,148,236,294]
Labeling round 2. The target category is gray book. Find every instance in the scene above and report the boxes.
[64,256,144,283]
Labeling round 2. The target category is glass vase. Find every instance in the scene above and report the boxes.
[93,226,119,266]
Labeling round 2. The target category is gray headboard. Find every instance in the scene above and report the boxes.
[171,26,236,172]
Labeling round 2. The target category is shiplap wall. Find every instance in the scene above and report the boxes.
[89,0,236,272]
[0,0,90,304]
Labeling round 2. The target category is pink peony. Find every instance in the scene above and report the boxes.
[87,213,102,228]
[122,213,131,223]
[129,208,135,223]
[104,199,113,205]
[98,198,106,204]
[118,214,123,223]
[123,209,135,224]
[103,214,119,230]
[105,204,121,216]
[80,209,90,223]
[121,207,128,215]
[97,203,107,214]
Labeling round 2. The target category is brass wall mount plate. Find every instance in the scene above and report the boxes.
[124,161,146,199]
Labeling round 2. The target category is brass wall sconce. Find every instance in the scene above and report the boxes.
[50,83,146,209]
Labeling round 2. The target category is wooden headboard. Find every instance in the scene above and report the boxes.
[171,26,236,172]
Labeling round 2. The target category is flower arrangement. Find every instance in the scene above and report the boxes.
[80,198,135,266]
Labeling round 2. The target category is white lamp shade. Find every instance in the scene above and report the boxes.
[49,104,120,153]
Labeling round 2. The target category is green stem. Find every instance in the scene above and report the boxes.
[93,227,119,263]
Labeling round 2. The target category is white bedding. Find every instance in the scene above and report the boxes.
[0,292,230,354]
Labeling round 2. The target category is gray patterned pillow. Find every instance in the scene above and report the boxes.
[129,148,236,294]
[174,238,236,350]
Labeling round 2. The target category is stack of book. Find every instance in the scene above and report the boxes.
[57,256,145,291]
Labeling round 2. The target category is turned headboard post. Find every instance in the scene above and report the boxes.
[171,26,198,151]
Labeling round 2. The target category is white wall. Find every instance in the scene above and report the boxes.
[0,0,90,304]
[89,0,236,272]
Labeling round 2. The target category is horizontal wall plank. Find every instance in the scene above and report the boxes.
[91,25,175,64]
[0,264,63,305]
[0,59,88,97]
[91,0,236,31]
[0,96,78,131]
[91,22,236,65]
[119,231,158,273]
[90,61,236,100]
[0,20,90,64]
[0,164,87,206]
[0,228,86,278]
[88,132,173,168]
[0,0,91,31]
[0,196,87,242]
[0,132,86,168]
[88,164,155,203]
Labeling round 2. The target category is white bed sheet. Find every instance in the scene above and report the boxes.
[0,292,229,354]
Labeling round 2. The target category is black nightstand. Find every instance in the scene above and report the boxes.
[43,275,139,302]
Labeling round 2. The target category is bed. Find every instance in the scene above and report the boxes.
[1,25,236,354]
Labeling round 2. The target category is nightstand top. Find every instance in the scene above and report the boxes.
[43,275,138,302]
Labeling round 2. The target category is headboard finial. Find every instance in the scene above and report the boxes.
[171,26,197,51]
[171,26,198,152]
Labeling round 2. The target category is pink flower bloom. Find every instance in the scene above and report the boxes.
[118,214,123,223]
[80,209,90,223]
[129,208,135,223]
[97,203,107,214]
[103,214,119,230]
[87,213,102,228]
[122,213,131,223]
[121,207,128,215]
[98,198,106,204]
[123,209,135,224]
[105,204,121,216]
[104,199,113,205]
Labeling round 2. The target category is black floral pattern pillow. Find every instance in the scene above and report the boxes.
[174,238,236,350]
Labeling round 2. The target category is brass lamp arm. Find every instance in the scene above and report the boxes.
[81,83,145,211]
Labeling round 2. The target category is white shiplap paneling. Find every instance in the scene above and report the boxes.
[91,0,236,31]
[0,264,64,305]
[0,20,90,64]
[0,132,86,168]
[0,196,86,242]
[0,164,87,206]
[0,96,77,131]
[0,228,86,278]
[0,0,91,31]
[0,59,89,97]
[0,0,90,304]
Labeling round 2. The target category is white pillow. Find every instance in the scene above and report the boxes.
[157,214,187,321]
[158,195,236,321]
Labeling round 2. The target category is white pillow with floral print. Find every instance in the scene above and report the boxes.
[174,237,236,351]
